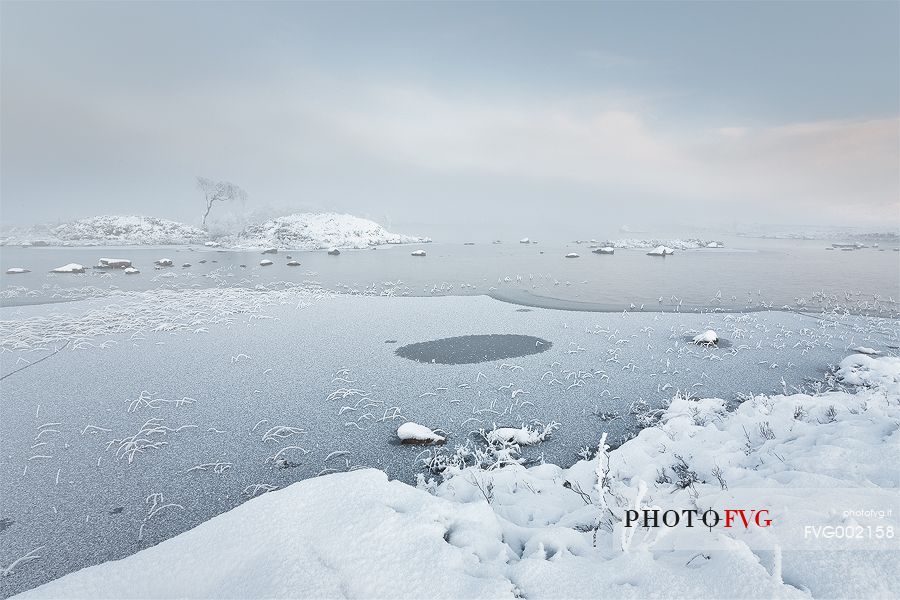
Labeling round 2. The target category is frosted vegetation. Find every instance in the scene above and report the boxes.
[0,213,429,250]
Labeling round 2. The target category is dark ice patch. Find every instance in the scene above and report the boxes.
[396,334,552,365]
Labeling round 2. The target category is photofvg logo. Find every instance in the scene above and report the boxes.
[625,508,772,530]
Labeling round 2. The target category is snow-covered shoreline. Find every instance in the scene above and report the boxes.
[13,351,899,599]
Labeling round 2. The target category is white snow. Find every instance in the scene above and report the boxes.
[693,329,719,344]
[396,422,445,444]
[5,268,29,274]
[49,263,86,274]
[236,213,429,250]
[20,353,900,598]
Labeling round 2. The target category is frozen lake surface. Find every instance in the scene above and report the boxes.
[1,283,898,597]
[2,237,898,313]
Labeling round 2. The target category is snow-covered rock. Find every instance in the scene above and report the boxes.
[49,263,86,274]
[259,259,273,267]
[520,237,531,244]
[236,213,429,250]
[646,245,675,256]
[484,422,558,446]
[692,329,719,345]
[411,250,427,257]
[397,422,445,444]
[124,267,140,275]
[154,259,174,267]
[5,267,30,274]
[327,248,340,256]
[592,247,614,255]
[286,260,301,267]
[850,346,879,355]
[564,252,579,258]
[96,258,132,269]
[261,248,278,255]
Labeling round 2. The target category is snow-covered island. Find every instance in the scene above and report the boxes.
[0,213,430,250]
[1,216,210,246]
[234,213,430,250]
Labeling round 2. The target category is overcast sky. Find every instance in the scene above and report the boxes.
[1,1,898,238]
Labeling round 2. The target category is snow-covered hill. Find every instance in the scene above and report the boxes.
[234,213,429,250]
[1,216,208,246]
[17,353,899,599]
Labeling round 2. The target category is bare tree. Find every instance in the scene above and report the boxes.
[197,177,248,229]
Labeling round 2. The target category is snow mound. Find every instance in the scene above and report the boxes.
[236,213,429,250]
[564,253,579,258]
[5,268,29,274]
[16,470,514,599]
[397,422,445,444]
[259,259,274,267]
[51,216,207,245]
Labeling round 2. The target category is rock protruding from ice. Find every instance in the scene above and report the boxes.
[565,252,579,258]
[96,258,132,269]
[411,250,427,257]
[592,247,615,255]
[647,245,675,256]
[261,248,278,255]
[286,260,301,267]
[236,213,429,250]
[5,267,30,274]
[327,248,340,256]
[397,422,445,445]
[155,259,174,267]
[692,330,719,345]
[50,263,86,274]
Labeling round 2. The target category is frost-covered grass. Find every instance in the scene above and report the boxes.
[13,353,899,599]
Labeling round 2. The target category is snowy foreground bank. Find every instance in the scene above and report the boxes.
[16,354,899,599]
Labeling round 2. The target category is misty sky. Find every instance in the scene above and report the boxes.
[1,1,898,238]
